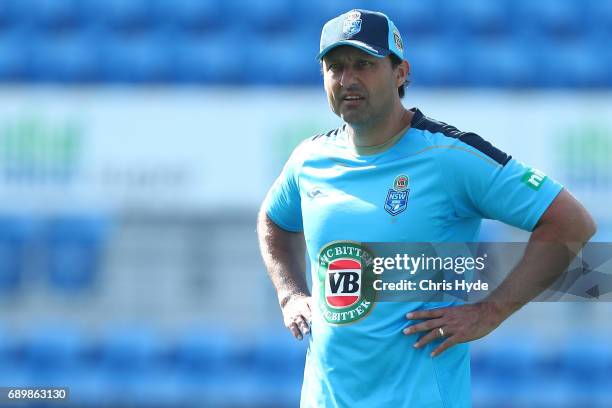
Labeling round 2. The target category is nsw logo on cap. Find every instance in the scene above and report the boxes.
[342,11,362,38]
[393,28,403,51]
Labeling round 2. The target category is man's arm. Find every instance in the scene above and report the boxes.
[483,188,597,317]
[404,188,596,356]
[257,208,311,340]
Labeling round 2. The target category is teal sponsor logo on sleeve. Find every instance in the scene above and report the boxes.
[522,168,547,190]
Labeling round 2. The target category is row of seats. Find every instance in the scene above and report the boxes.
[0,215,109,292]
[1,0,612,37]
[1,29,610,87]
[474,336,612,407]
[0,0,611,87]
[0,327,610,407]
[0,327,306,407]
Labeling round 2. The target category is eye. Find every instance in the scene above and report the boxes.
[328,63,342,73]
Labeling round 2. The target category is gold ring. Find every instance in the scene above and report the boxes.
[438,327,445,338]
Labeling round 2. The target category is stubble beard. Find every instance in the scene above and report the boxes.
[337,99,376,126]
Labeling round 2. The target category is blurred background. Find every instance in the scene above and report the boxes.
[0,0,610,407]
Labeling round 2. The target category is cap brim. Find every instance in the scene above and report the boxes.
[316,40,390,61]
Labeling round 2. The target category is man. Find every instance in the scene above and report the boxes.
[257,9,596,408]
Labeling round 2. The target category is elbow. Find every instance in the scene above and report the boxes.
[568,208,597,244]
[535,189,597,244]
[582,213,597,242]
[535,207,597,244]
[256,206,269,237]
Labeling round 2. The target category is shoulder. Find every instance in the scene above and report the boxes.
[410,108,511,167]
[285,125,345,169]
[309,125,344,143]
[294,125,345,157]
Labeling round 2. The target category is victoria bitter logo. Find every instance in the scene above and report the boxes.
[318,241,376,324]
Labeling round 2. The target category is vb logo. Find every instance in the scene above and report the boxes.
[318,242,376,324]
[326,259,361,307]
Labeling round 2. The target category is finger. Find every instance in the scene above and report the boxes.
[406,309,446,320]
[301,304,312,323]
[403,318,444,335]
[295,315,310,335]
[413,328,444,349]
[431,336,458,357]
[288,322,304,340]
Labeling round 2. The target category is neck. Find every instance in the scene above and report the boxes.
[347,105,413,147]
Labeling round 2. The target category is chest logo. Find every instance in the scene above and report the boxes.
[318,242,376,324]
[384,174,410,216]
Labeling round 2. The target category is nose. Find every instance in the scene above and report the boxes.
[339,66,357,88]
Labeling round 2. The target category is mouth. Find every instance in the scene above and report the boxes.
[341,94,365,106]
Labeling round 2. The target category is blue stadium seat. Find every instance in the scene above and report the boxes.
[18,327,101,405]
[479,336,541,383]
[248,31,322,85]
[129,370,185,407]
[563,43,609,89]
[0,326,30,388]
[559,336,612,406]
[94,326,165,405]
[405,38,464,87]
[298,0,374,31]
[44,214,110,291]
[82,0,155,31]
[560,337,612,385]
[22,325,84,386]
[174,29,248,84]
[98,326,163,373]
[536,40,609,88]
[252,330,307,377]
[157,0,226,33]
[472,335,552,406]
[101,29,174,83]
[235,0,295,36]
[0,29,30,81]
[374,0,441,39]
[443,0,511,39]
[586,0,612,36]
[30,0,81,31]
[516,0,585,39]
[0,0,17,28]
[173,327,257,407]
[0,216,36,292]
[0,0,35,30]
[173,328,232,374]
[290,0,331,30]
[462,39,537,88]
[250,330,307,407]
[29,30,102,82]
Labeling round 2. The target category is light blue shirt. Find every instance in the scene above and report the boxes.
[264,108,563,408]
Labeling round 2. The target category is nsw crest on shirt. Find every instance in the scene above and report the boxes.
[384,174,410,216]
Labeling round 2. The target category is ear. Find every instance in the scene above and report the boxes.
[395,59,409,87]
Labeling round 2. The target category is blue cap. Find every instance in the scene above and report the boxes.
[317,9,404,61]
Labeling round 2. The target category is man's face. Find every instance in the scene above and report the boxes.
[322,46,400,126]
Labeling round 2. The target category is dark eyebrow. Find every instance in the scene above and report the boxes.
[323,54,377,66]
[323,58,340,65]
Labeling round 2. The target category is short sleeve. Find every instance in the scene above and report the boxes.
[437,137,563,232]
[262,146,305,232]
